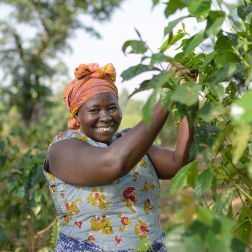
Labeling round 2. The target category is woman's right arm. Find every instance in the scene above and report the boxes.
[47,102,168,185]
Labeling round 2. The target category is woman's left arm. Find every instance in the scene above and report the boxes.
[147,116,193,179]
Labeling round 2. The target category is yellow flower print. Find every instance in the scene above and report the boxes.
[144,199,153,215]
[135,219,149,240]
[138,158,148,168]
[65,199,81,214]
[118,214,131,232]
[61,198,81,225]
[100,216,113,234]
[90,216,101,231]
[142,181,155,192]
[87,188,110,209]
[47,173,56,182]
[90,215,113,235]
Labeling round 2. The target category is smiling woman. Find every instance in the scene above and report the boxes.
[77,93,122,143]
[44,62,193,251]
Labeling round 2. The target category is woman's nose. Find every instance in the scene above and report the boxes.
[100,110,112,121]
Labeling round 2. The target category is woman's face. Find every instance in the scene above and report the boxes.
[77,92,122,143]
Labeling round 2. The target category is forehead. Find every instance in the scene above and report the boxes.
[82,92,118,108]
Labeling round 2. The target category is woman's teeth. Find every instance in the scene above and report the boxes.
[97,127,112,132]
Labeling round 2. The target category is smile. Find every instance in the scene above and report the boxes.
[96,126,113,132]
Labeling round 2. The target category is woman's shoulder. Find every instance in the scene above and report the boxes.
[49,130,88,148]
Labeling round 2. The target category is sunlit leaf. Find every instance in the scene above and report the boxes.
[170,160,198,193]
[231,90,252,124]
[171,83,201,106]
[160,30,185,52]
[183,32,205,55]
[160,88,173,110]
[186,0,211,19]
[152,0,160,7]
[165,0,185,16]
[129,71,173,98]
[198,103,226,122]
[213,189,234,216]
[196,208,214,226]
[231,124,250,165]
[122,40,148,55]
[121,64,160,81]
[206,64,238,85]
[164,16,188,36]
[195,169,213,197]
[205,11,225,37]
[142,90,157,123]
[233,219,251,245]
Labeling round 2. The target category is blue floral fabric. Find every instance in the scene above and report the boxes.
[44,130,167,251]
[55,232,167,252]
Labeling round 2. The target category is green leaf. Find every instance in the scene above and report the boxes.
[231,90,252,124]
[205,11,225,37]
[164,16,188,36]
[196,208,214,226]
[165,0,185,16]
[231,124,250,165]
[195,169,213,197]
[184,53,206,69]
[121,64,160,81]
[122,40,148,55]
[160,30,185,52]
[206,64,238,85]
[198,103,226,122]
[160,88,173,110]
[207,217,235,252]
[212,125,232,157]
[152,0,160,7]
[186,0,211,19]
[170,160,198,193]
[214,33,232,51]
[129,71,173,98]
[233,219,251,245]
[237,5,252,20]
[213,189,234,216]
[142,90,157,123]
[215,52,238,67]
[171,83,201,106]
[183,32,205,55]
[150,53,173,66]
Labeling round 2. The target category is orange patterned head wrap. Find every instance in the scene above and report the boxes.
[64,63,118,129]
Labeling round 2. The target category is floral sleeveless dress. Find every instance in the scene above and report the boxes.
[43,130,167,251]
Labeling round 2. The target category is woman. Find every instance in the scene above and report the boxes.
[44,63,193,251]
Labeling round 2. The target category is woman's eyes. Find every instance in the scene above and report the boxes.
[108,106,117,111]
[89,109,99,113]
[89,107,117,113]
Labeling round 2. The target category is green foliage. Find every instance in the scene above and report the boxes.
[0,90,68,251]
[0,0,125,126]
[121,0,252,250]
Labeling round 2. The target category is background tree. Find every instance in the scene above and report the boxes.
[0,0,125,126]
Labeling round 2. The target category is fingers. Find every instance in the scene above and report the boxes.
[166,63,198,82]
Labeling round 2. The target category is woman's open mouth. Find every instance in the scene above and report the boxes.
[95,125,114,133]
